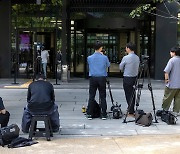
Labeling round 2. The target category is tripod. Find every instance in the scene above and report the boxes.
[123,58,158,123]
[33,54,43,81]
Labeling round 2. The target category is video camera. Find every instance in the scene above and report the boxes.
[101,49,106,55]
[111,103,123,119]
[141,55,149,62]
[156,110,177,125]
[139,55,149,70]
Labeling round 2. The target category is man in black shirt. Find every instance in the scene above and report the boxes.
[21,74,60,133]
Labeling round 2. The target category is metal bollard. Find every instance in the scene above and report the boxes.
[61,65,69,82]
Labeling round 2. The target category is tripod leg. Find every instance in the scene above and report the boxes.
[106,80,115,106]
[148,83,158,123]
[135,86,142,110]
[147,66,158,123]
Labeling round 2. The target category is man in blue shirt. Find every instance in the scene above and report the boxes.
[87,41,110,120]
[119,42,140,116]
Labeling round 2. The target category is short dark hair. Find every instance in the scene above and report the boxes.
[126,42,136,51]
[36,73,45,80]
[170,46,180,56]
[94,40,103,50]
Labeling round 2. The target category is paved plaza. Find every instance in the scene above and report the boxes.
[0,78,180,154]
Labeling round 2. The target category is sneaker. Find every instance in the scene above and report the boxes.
[102,115,107,120]
[87,115,92,120]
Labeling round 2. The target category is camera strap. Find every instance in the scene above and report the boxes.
[135,114,144,123]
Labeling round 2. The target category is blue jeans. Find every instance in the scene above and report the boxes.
[42,63,47,78]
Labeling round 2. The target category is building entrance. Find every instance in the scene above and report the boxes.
[72,30,132,77]
[13,29,56,79]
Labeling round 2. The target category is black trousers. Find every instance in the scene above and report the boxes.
[0,111,10,128]
[87,77,107,116]
[123,76,137,114]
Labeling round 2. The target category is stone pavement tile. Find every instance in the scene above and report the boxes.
[1,135,180,154]
[60,128,137,136]
[114,135,180,154]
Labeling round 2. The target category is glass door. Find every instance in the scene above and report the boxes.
[17,30,34,78]
[72,30,85,77]
[16,29,56,79]
[86,33,120,76]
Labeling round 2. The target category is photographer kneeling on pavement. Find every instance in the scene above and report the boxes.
[21,73,60,133]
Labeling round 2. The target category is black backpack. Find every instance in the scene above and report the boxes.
[0,124,20,147]
[87,100,101,118]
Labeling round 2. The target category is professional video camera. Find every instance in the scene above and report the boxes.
[101,49,106,55]
[138,55,150,72]
[111,103,123,119]
[140,55,149,64]
[106,79,123,119]
[156,110,177,125]
[141,55,149,60]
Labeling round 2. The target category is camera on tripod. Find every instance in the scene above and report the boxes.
[141,55,149,61]
[123,53,158,124]
[140,55,149,64]
[139,55,149,71]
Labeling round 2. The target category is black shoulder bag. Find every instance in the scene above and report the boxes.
[135,110,153,127]
[0,124,20,147]
[161,111,177,125]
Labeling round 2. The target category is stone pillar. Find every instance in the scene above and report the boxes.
[155,2,178,79]
[0,0,11,77]
[61,0,70,82]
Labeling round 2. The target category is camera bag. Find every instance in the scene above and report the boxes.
[135,110,153,127]
[0,124,20,147]
[161,111,177,125]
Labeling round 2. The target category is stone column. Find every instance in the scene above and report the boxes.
[0,0,11,77]
[155,2,178,79]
